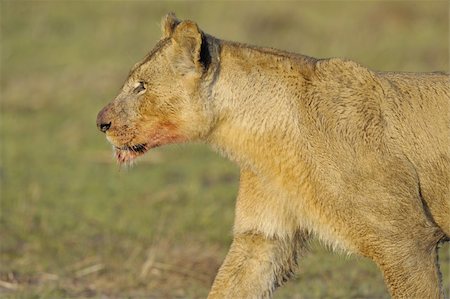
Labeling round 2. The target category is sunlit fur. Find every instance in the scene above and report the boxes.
[97,13,450,299]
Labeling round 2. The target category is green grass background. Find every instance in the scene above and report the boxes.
[1,1,449,298]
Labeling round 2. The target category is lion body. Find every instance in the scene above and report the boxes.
[210,42,450,244]
[97,14,449,298]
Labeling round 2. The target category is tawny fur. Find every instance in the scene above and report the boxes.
[97,13,450,298]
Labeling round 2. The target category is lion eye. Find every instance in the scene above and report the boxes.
[133,81,146,94]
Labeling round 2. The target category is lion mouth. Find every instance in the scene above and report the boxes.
[114,143,150,164]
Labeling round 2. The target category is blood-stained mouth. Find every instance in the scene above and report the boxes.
[114,143,150,164]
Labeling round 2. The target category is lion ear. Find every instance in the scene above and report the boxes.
[161,12,181,38]
[169,20,203,78]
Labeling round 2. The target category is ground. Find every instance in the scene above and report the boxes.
[1,1,449,298]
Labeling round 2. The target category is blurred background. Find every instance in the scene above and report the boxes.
[1,1,449,298]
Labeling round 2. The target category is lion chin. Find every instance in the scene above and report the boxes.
[114,144,149,165]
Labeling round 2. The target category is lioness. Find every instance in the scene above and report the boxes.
[97,13,449,298]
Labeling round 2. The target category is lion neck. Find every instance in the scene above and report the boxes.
[204,40,316,184]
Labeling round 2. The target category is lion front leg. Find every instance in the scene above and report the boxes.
[208,232,307,299]
[208,169,309,298]
[368,233,445,299]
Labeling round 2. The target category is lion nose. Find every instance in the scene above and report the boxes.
[96,106,112,133]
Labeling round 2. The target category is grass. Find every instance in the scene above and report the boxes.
[1,1,449,298]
